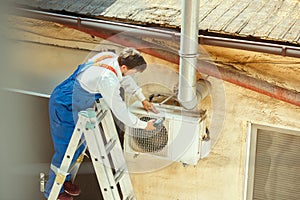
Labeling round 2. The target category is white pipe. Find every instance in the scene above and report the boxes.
[3,88,50,98]
[178,0,200,110]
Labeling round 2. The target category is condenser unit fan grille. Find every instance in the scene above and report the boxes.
[127,116,168,156]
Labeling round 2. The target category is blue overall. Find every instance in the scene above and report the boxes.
[44,62,103,197]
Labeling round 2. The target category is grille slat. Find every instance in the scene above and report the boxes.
[252,129,300,200]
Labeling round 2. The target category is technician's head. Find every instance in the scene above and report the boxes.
[118,48,147,76]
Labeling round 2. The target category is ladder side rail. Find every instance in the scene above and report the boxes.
[84,110,121,200]
[48,115,85,200]
[95,99,124,170]
[69,144,87,182]
[101,109,136,199]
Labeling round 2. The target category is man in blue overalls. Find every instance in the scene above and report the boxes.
[45,48,158,200]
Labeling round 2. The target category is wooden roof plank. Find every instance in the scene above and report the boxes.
[102,0,181,26]
[224,0,268,34]
[269,22,296,42]
[146,0,180,8]
[61,0,92,13]
[121,0,149,22]
[215,0,252,31]
[92,0,118,16]
[239,0,282,36]
[132,7,180,25]
[199,0,232,30]
[77,0,108,15]
[43,0,73,11]
[101,0,181,22]
[198,0,223,27]
[76,0,97,14]
[122,5,151,23]
[199,0,211,8]
[76,0,99,15]
[39,0,62,10]
[254,15,283,39]
[283,18,300,44]
[268,2,299,41]
[254,0,297,38]
[101,0,126,18]
[279,2,300,42]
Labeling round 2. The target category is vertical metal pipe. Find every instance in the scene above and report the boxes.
[178,0,200,109]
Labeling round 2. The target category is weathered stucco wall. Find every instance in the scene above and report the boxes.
[130,79,300,200]
[4,16,300,200]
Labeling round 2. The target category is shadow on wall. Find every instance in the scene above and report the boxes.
[0,91,102,199]
[0,91,53,199]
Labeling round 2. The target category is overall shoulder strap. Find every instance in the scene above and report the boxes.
[98,63,118,76]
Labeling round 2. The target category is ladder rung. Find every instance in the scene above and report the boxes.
[125,195,136,200]
[105,139,117,155]
[114,167,126,184]
[77,138,86,149]
[96,110,107,124]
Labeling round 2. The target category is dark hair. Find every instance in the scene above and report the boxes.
[118,48,147,72]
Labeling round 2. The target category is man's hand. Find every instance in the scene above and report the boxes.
[142,100,159,113]
[145,119,156,131]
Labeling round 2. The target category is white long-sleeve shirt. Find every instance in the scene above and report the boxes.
[76,52,147,129]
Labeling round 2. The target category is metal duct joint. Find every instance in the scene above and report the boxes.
[178,0,204,110]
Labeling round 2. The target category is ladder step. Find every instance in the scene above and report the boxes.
[96,110,107,124]
[125,195,136,200]
[67,138,87,173]
[105,138,117,155]
[114,167,126,184]
[77,138,86,150]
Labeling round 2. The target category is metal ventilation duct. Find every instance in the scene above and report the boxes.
[177,0,200,110]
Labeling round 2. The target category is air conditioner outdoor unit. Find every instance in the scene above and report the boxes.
[125,101,211,165]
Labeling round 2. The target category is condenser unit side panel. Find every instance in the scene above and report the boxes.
[169,119,201,164]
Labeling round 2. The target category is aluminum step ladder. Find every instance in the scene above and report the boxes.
[47,99,136,200]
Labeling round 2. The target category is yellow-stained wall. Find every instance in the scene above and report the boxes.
[3,16,300,200]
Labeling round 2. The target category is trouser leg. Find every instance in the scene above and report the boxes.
[44,142,86,198]
[112,113,125,148]
[113,87,125,148]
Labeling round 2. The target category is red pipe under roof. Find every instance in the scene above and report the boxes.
[14,8,300,107]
